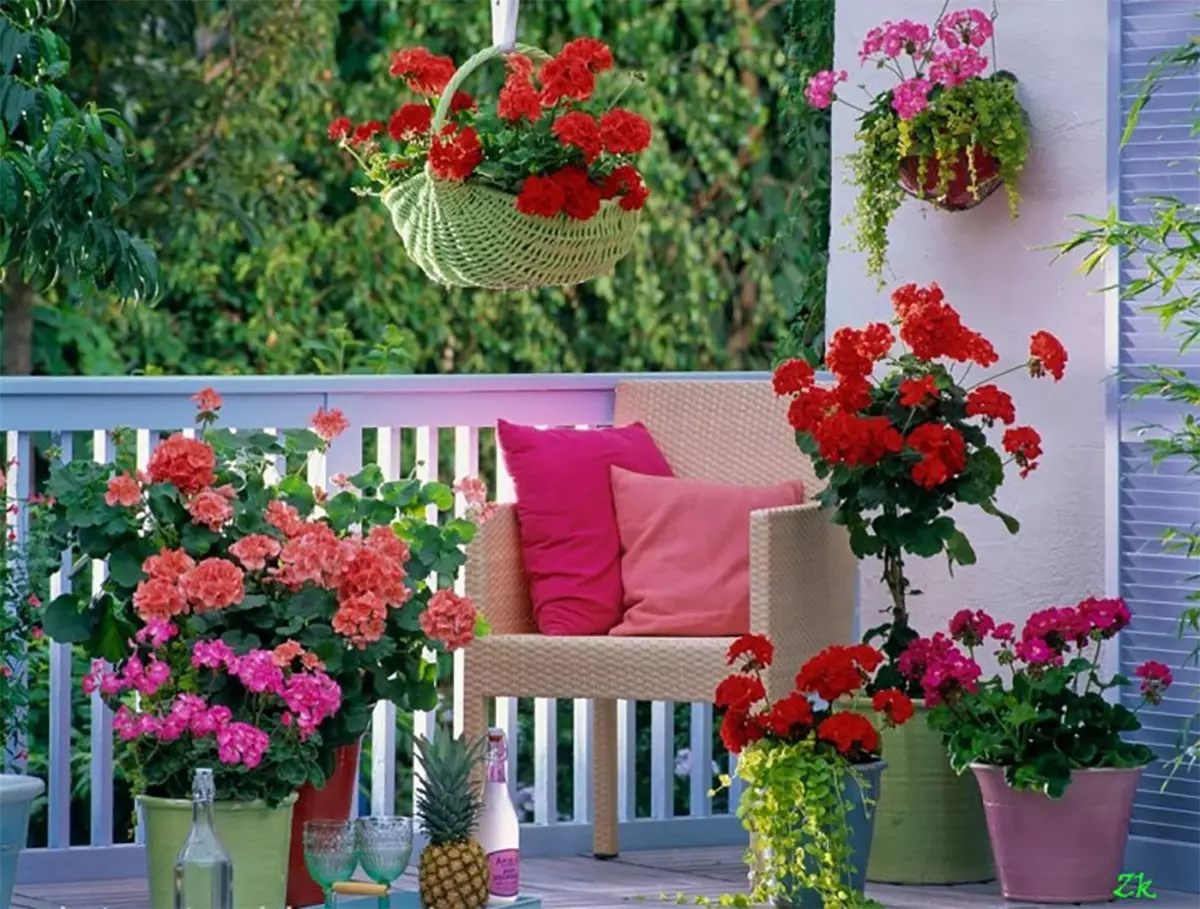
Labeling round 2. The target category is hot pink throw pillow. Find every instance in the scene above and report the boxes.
[496,420,673,635]
[609,468,805,637]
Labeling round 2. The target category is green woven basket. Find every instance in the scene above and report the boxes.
[382,44,641,290]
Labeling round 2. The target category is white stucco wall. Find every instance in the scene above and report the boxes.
[827,1,1111,647]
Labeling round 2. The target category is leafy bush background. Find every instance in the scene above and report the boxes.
[9,0,834,843]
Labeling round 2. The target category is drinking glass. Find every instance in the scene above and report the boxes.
[356,816,414,908]
[303,820,359,909]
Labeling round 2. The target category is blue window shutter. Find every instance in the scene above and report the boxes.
[1117,0,1200,890]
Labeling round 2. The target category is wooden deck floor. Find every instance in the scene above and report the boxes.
[13,846,1196,908]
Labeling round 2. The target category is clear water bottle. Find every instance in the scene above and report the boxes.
[173,768,234,909]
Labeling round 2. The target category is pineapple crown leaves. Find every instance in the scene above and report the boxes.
[414,733,487,844]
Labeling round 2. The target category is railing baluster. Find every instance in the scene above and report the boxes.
[4,430,35,773]
[132,429,155,846]
[616,700,636,821]
[649,701,674,820]
[533,698,557,824]
[451,426,479,749]
[47,433,74,848]
[572,699,593,824]
[90,431,114,846]
[492,445,518,792]
[370,427,402,817]
[411,426,439,804]
[688,703,714,818]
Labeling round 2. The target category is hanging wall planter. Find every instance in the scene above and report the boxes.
[804,8,1030,278]
[327,1,650,290]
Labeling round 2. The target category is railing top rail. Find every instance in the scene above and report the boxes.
[0,370,770,399]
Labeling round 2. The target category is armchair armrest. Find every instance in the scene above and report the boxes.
[749,502,856,691]
[464,504,538,635]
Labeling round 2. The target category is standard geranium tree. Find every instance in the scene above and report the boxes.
[772,282,1066,695]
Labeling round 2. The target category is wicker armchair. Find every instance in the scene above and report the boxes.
[456,379,856,857]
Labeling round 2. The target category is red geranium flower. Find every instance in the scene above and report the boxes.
[429,125,483,181]
[834,375,872,411]
[516,175,566,218]
[560,37,614,72]
[498,57,543,122]
[763,693,814,737]
[551,167,602,221]
[827,323,894,381]
[772,359,816,396]
[906,423,966,488]
[1003,425,1043,477]
[812,411,903,468]
[1029,330,1067,381]
[350,120,384,146]
[600,165,649,211]
[714,674,766,712]
[327,117,352,141]
[599,108,652,155]
[551,112,603,162]
[727,633,774,669]
[388,104,432,141]
[899,375,937,408]
[795,645,869,702]
[538,55,595,105]
[449,91,477,113]
[965,384,1015,425]
[389,47,456,95]
[817,712,880,757]
[893,282,998,367]
[871,688,915,726]
[786,386,837,434]
[719,709,764,755]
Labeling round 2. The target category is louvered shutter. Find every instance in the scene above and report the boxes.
[1117,0,1200,892]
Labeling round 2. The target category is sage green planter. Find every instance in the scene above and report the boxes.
[854,699,994,884]
[140,792,297,909]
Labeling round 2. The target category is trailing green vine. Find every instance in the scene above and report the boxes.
[803,8,1030,279]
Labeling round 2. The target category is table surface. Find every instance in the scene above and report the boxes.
[303,891,542,908]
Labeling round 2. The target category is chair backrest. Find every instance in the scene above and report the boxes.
[613,379,822,492]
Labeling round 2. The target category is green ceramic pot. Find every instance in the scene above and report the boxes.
[854,699,994,884]
[140,791,297,909]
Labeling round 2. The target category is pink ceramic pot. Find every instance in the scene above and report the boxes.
[971,763,1142,903]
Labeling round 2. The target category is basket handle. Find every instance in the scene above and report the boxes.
[430,43,553,136]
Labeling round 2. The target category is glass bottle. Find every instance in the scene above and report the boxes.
[476,728,521,903]
[173,767,234,909]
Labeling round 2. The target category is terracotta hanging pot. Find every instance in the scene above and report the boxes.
[897,144,1003,211]
[286,741,362,908]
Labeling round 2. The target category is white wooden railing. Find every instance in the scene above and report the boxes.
[1,373,763,884]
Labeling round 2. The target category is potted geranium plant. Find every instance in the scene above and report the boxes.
[0,458,54,909]
[771,281,1066,883]
[329,37,652,290]
[903,597,1168,902]
[804,8,1029,277]
[38,390,485,907]
[712,634,913,908]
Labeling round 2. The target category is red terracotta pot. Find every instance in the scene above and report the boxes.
[286,741,362,908]
[897,144,1003,211]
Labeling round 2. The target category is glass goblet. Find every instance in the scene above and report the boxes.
[303,820,360,909]
[355,816,414,908]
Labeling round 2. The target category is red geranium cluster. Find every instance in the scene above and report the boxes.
[328,37,651,221]
[774,282,1064,486]
[715,634,914,760]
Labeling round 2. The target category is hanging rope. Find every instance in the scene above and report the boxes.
[491,0,519,51]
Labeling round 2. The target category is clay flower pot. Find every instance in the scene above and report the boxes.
[897,144,1003,211]
[972,763,1142,903]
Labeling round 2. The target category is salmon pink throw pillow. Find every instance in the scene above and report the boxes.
[496,420,673,635]
[609,468,805,637]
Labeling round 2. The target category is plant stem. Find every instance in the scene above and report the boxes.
[963,359,1032,392]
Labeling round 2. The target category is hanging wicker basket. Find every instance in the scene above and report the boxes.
[381,44,641,290]
[896,143,1003,212]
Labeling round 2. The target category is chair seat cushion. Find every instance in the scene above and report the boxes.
[467,633,735,701]
[608,468,805,636]
[496,419,673,636]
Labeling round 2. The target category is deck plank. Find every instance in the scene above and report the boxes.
[13,846,1198,908]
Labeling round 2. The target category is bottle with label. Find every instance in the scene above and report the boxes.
[173,767,234,909]
[476,727,520,903]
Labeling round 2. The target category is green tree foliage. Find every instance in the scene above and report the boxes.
[36,0,829,377]
[0,0,158,375]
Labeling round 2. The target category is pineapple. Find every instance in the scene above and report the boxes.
[415,733,491,909]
